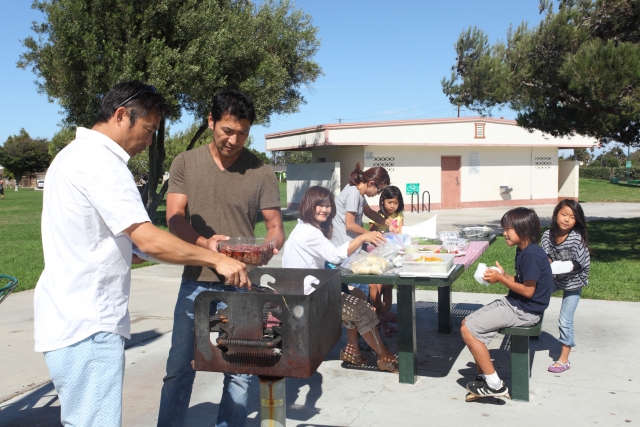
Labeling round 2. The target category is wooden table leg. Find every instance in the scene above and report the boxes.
[437,285,452,334]
[397,285,417,384]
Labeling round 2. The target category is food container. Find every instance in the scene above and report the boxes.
[459,226,492,238]
[442,237,470,251]
[403,245,421,254]
[437,231,459,242]
[400,253,455,275]
[217,237,276,265]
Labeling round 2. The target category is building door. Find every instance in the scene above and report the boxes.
[441,156,461,209]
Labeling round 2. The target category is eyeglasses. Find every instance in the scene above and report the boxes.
[374,183,383,195]
[114,85,157,110]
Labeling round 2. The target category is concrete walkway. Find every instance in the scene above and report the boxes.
[1,203,639,426]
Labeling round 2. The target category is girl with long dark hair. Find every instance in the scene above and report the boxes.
[541,199,591,373]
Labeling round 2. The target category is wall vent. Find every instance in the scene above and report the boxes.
[373,156,395,172]
[534,156,552,169]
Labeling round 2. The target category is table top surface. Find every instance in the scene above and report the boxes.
[342,263,464,286]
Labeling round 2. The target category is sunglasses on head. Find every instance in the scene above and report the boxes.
[114,85,157,110]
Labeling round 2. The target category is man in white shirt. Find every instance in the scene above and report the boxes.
[34,81,250,427]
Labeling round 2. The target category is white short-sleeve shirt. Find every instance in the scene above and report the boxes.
[34,127,151,352]
[282,220,349,294]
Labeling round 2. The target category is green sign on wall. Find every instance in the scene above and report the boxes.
[406,183,420,195]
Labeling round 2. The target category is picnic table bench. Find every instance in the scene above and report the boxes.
[499,314,544,402]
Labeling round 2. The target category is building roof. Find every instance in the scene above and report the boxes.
[265,116,598,151]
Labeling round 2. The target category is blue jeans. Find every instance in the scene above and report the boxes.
[551,284,582,347]
[44,332,125,427]
[157,279,251,427]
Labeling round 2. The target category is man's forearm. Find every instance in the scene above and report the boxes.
[266,225,285,250]
[168,214,208,248]
[131,222,218,266]
[127,222,249,288]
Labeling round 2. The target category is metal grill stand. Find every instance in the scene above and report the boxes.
[193,268,342,426]
[259,376,286,427]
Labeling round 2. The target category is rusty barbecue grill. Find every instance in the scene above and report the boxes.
[193,268,342,426]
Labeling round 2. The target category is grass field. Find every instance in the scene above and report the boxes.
[579,178,640,203]
[0,189,45,292]
[0,185,298,290]
[441,217,640,301]
[2,180,638,298]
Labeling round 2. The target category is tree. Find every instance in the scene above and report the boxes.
[270,150,312,166]
[442,0,640,148]
[19,0,322,219]
[590,145,628,167]
[566,147,593,164]
[0,129,51,191]
[49,127,75,159]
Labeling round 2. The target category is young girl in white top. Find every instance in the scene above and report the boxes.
[283,186,399,373]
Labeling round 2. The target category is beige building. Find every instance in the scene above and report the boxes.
[265,117,597,210]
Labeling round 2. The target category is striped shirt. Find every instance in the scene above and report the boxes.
[541,229,590,291]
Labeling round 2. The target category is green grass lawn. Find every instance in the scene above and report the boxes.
[0,187,298,290]
[0,189,45,292]
[444,218,640,302]
[2,180,637,298]
[579,178,640,203]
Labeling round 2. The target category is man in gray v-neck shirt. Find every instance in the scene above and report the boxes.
[158,90,284,427]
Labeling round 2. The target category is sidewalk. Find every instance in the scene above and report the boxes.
[1,203,639,426]
[2,288,639,426]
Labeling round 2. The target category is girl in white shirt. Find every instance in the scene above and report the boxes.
[283,186,399,373]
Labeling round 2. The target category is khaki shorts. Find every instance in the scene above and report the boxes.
[342,293,379,335]
[464,297,541,345]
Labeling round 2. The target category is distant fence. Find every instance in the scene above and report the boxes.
[580,166,639,181]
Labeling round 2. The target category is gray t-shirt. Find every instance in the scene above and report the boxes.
[168,146,281,282]
[331,184,365,247]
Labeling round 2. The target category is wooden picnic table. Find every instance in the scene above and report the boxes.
[342,264,465,384]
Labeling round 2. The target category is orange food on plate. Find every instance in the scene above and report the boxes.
[415,256,443,263]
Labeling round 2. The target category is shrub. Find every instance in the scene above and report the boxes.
[580,166,640,180]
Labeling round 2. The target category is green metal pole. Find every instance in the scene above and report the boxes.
[509,336,530,402]
[397,285,417,384]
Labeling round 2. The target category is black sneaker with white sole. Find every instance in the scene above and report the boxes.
[466,379,509,398]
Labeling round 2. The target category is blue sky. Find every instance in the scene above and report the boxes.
[1,0,579,155]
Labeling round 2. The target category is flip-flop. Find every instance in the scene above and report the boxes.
[548,360,571,373]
